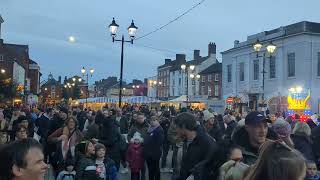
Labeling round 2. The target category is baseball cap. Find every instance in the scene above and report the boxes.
[245,111,268,125]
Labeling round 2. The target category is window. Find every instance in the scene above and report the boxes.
[253,59,259,80]
[270,56,276,79]
[0,55,3,61]
[208,75,212,82]
[214,85,219,97]
[172,79,175,86]
[318,52,320,76]
[288,53,295,77]
[201,76,206,82]
[179,78,181,85]
[192,79,195,85]
[227,64,232,82]
[208,86,212,96]
[215,74,219,81]
[239,62,245,81]
[172,71,175,76]
[201,86,206,95]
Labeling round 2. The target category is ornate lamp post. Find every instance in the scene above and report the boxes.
[108,18,138,107]
[253,39,277,109]
[81,67,94,108]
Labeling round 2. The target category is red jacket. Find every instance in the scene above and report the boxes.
[126,143,144,173]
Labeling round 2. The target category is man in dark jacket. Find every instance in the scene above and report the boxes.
[48,107,68,136]
[223,113,237,140]
[175,112,219,180]
[127,113,150,142]
[35,108,53,141]
[232,111,278,165]
[159,111,171,169]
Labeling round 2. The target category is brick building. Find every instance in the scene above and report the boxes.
[198,63,222,99]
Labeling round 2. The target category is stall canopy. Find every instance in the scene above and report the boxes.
[169,95,187,102]
[78,96,161,104]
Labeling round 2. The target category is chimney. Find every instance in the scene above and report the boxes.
[165,59,171,64]
[176,54,186,62]
[208,42,216,57]
[234,40,240,47]
[0,15,3,40]
[193,50,200,60]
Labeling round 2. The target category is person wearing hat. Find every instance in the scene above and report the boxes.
[272,118,294,148]
[231,111,278,165]
[203,110,223,142]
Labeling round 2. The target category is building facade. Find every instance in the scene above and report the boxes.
[222,21,320,114]
[198,63,222,99]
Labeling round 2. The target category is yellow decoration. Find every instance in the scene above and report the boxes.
[287,90,311,110]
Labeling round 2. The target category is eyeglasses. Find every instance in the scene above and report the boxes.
[18,130,27,133]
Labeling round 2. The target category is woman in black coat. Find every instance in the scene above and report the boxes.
[291,121,315,161]
[144,116,164,180]
[98,115,122,170]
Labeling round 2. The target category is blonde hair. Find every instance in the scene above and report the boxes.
[293,122,311,137]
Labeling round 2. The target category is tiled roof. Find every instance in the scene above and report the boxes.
[199,63,222,75]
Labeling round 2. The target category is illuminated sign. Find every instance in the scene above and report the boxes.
[287,88,311,110]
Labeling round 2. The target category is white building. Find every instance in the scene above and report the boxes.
[169,43,219,101]
[222,21,320,114]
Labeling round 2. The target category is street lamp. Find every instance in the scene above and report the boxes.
[0,69,5,74]
[81,67,94,108]
[253,39,277,110]
[181,64,196,102]
[108,17,138,107]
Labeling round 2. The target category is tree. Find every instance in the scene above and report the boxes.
[73,85,81,99]
[0,74,19,101]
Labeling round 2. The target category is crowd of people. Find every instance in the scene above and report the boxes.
[0,104,320,180]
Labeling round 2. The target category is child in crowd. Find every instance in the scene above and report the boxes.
[95,143,119,180]
[306,160,320,180]
[56,160,76,180]
[219,146,249,180]
[126,132,144,180]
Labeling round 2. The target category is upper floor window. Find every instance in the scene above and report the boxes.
[201,76,206,82]
[270,56,276,79]
[288,53,295,77]
[239,62,245,81]
[0,55,3,61]
[208,75,212,82]
[227,64,232,82]
[215,74,219,81]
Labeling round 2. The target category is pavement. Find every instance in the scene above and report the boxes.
[119,149,174,180]
[44,149,174,180]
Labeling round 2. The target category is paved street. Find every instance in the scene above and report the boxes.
[119,149,174,180]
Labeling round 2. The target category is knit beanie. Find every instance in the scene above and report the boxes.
[272,118,292,139]
[203,110,214,122]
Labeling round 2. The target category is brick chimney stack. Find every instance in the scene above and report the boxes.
[208,42,216,57]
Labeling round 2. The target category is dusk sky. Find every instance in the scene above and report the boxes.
[0,0,319,83]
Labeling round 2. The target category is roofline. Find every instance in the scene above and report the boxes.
[221,31,320,54]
